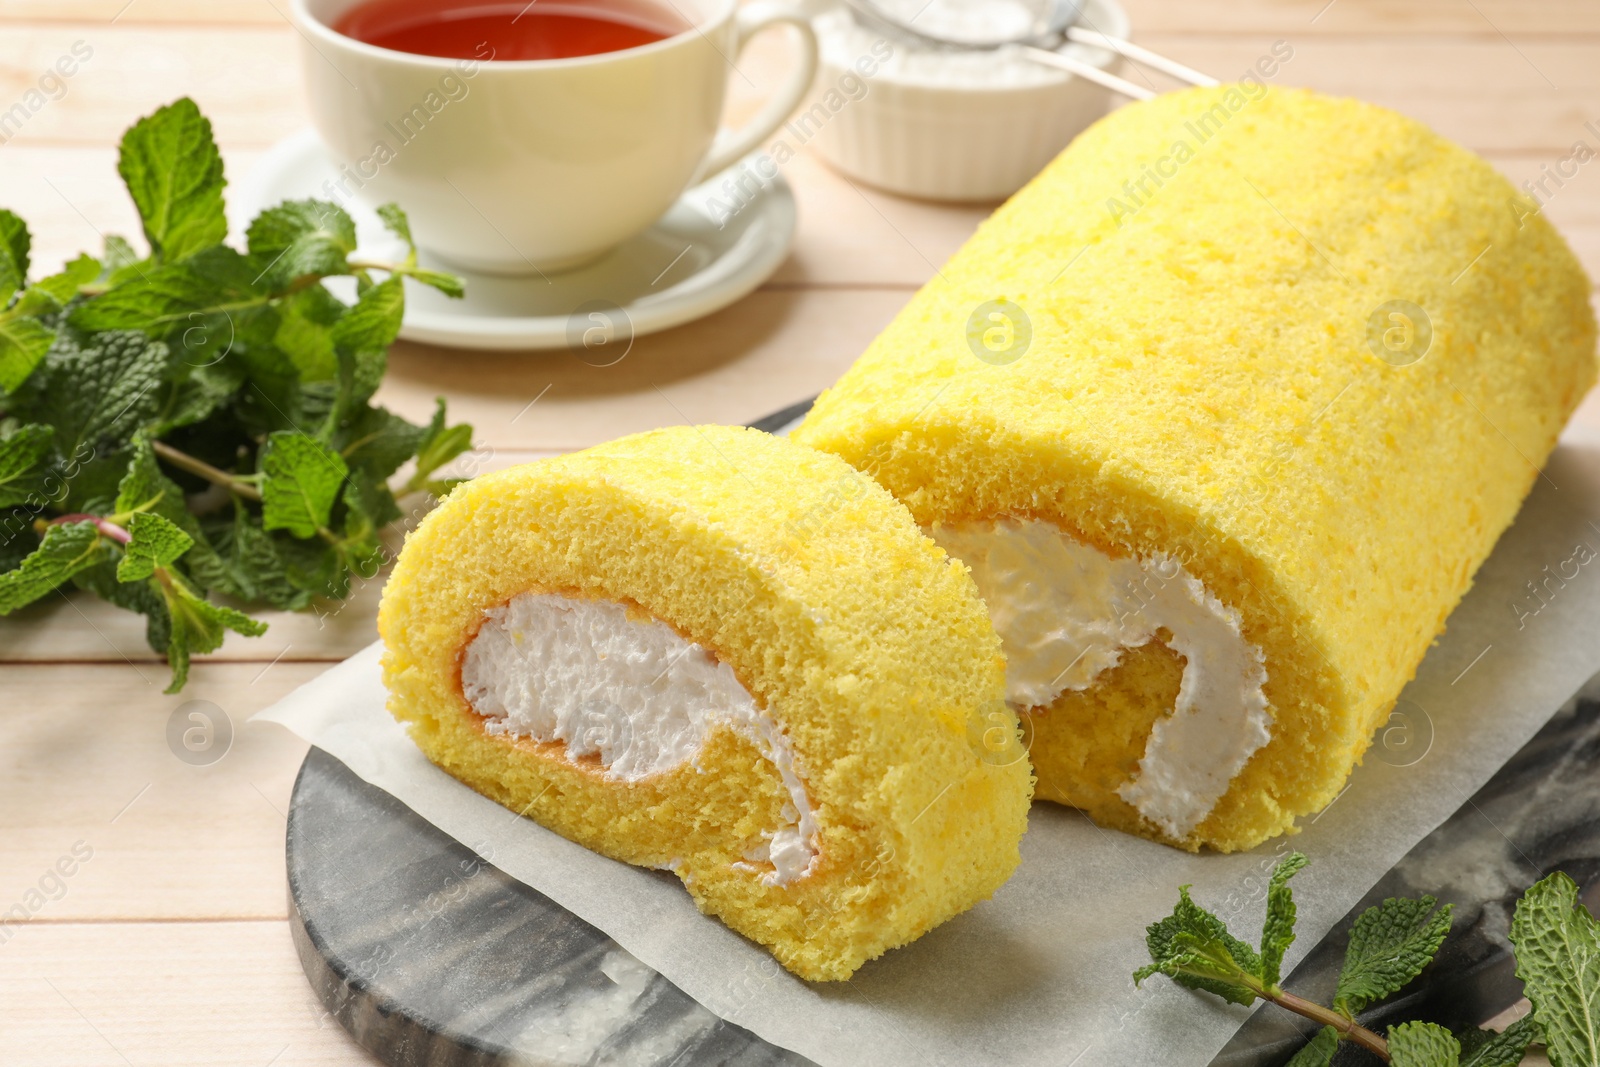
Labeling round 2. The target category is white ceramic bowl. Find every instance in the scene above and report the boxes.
[805,0,1130,202]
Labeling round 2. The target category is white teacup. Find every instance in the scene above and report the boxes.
[292,0,818,275]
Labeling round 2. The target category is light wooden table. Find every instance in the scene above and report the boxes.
[0,1,1594,1063]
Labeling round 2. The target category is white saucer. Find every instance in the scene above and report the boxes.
[236,130,797,352]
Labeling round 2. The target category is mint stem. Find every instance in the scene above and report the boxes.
[1270,989,1390,1060]
[345,258,406,274]
[49,514,132,545]
[151,440,263,502]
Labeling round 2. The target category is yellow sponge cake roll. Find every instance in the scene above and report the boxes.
[792,85,1597,852]
[378,425,1031,980]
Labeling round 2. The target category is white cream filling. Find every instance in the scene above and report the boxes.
[459,593,818,886]
[929,518,1271,839]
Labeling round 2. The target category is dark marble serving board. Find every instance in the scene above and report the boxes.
[289,675,1600,1067]
[289,747,810,1066]
[287,397,1600,1066]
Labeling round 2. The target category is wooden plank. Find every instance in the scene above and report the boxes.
[0,24,1595,155]
[0,26,303,149]
[1132,36,1599,153]
[0,920,378,1066]
[1489,151,1600,270]
[0,0,289,23]
[0,0,1596,35]
[0,662,319,923]
[1123,0,1600,36]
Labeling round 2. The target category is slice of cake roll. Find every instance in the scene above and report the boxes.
[378,425,1032,980]
[792,85,1598,852]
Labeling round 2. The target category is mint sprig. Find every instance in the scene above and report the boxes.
[1135,853,1395,1060]
[0,97,473,691]
[1137,855,1600,1065]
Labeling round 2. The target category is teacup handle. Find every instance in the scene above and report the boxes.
[694,2,819,181]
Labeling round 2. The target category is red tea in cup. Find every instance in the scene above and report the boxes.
[335,0,688,61]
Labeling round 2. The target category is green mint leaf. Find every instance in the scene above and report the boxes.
[270,283,345,383]
[168,308,241,369]
[0,208,31,304]
[406,398,473,493]
[34,253,101,303]
[372,203,464,298]
[331,274,404,355]
[1511,870,1600,1067]
[322,279,404,435]
[49,445,134,516]
[260,430,347,538]
[408,268,465,299]
[403,268,467,299]
[274,294,339,382]
[74,557,171,656]
[334,472,392,585]
[1284,1025,1339,1067]
[17,330,166,461]
[101,235,141,277]
[338,409,419,479]
[376,202,413,247]
[276,533,347,600]
[340,404,425,481]
[117,97,227,264]
[156,570,266,692]
[114,434,175,517]
[153,358,245,433]
[0,314,54,394]
[0,209,30,304]
[192,505,311,611]
[1261,852,1310,990]
[0,424,54,507]
[1334,895,1454,1016]
[0,521,107,612]
[347,470,401,531]
[1388,1020,1461,1067]
[1136,885,1263,1006]
[231,345,322,438]
[338,348,387,414]
[116,511,192,582]
[112,439,226,588]
[1155,931,1263,1005]
[1458,1015,1539,1067]
[9,285,62,321]
[0,510,40,572]
[246,199,356,288]
[71,245,264,334]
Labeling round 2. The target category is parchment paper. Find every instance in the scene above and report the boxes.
[255,431,1600,1067]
